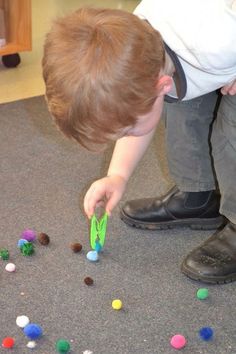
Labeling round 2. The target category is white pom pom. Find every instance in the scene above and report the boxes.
[27,341,37,349]
[5,263,16,272]
[16,315,30,328]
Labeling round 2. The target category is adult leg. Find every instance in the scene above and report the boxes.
[182,94,236,284]
[121,92,223,230]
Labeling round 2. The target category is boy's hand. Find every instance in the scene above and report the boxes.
[221,79,236,95]
[84,175,127,218]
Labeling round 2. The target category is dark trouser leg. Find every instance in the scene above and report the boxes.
[120,92,223,230]
[165,91,218,191]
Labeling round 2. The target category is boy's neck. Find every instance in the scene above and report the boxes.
[163,51,175,76]
[163,51,185,99]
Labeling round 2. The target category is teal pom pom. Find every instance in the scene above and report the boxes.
[95,240,102,253]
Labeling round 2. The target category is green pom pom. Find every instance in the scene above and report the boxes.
[56,339,70,353]
[196,288,209,300]
[0,248,9,260]
[20,242,35,256]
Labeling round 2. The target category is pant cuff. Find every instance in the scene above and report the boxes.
[173,176,216,192]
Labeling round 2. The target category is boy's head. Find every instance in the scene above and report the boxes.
[42,7,165,150]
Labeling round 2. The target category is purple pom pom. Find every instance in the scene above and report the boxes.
[21,229,36,242]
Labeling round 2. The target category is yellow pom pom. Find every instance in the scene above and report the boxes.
[112,299,123,310]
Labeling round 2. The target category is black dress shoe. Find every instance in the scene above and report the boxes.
[181,222,236,284]
[120,186,224,230]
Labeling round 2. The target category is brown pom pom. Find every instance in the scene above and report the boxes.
[38,232,50,245]
[70,242,82,253]
[84,277,94,286]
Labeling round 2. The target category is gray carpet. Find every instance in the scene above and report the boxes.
[0,96,235,354]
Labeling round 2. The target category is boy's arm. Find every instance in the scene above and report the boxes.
[84,95,166,217]
[107,128,156,182]
[107,93,166,180]
[84,129,156,218]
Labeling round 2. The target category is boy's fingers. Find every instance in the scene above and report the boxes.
[105,192,120,215]
[84,191,95,218]
[84,202,93,219]
[221,88,226,95]
[221,81,236,95]
[84,187,106,218]
[86,197,96,218]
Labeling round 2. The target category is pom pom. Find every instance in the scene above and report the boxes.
[0,248,9,260]
[95,240,102,253]
[23,323,43,340]
[199,327,213,341]
[17,239,29,248]
[16,315,30,328]
[20,242,35,256]
[5,263,16,272]
[170,334,187,349]
[70,242,82,253]
[21,229,36,242]
[2,337,15,348]
[112,299,123,310]
[86,251,99,262]
[38,232,50,245]
[84,277,94,286]
[56,339,71,353]
[26,341,37,349]
[196,288,209,300]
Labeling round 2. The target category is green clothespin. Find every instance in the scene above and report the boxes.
[90,212,108,250]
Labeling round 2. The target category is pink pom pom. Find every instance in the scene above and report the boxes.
[170,334,186,349]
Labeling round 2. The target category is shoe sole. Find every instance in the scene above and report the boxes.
[120,211,225,231]
[181,262,236,284]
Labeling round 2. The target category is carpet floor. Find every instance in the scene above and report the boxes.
[0,96,235,354]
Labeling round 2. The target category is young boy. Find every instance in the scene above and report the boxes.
[42,1,236,284]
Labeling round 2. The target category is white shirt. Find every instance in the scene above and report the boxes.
[134,0,236,100]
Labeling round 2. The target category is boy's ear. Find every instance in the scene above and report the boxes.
[155,75,173,96]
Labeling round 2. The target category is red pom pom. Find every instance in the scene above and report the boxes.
[2,337,15,348]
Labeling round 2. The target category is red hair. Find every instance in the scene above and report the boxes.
[42,7,165,150]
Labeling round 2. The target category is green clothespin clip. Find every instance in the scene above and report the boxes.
[90,212,108,251]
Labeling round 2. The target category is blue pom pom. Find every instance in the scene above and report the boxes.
[86,251,99,262]
[24,323,43,339]
[18,239,29,248]
[199,327,213,341]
